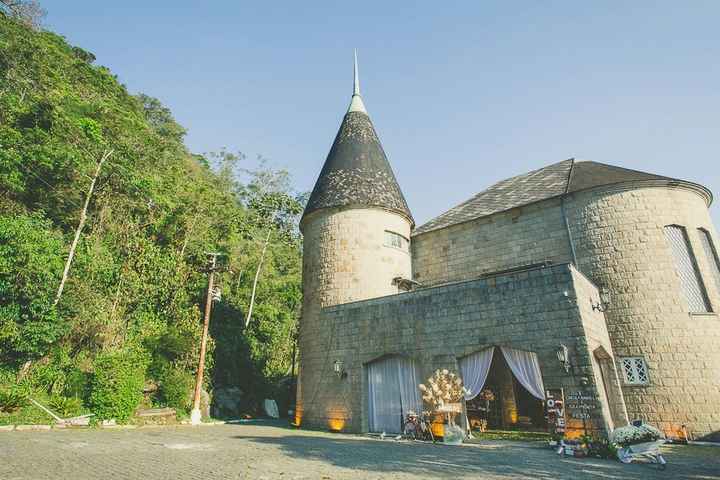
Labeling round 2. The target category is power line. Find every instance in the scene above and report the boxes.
[14,157,149,210]
[14,161,84,210]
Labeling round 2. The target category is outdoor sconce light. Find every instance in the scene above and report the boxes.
[591,289,612,312]
[333,360,347,379]
[556,344,571,373]
[562,290,575,303]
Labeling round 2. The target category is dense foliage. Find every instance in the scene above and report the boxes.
[88,348,148,422]
[0,13,303,422]
[0,214,65,359]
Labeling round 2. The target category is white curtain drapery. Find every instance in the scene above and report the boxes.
[367,356,421,433]
[459,347,495,401]
[500,346,545,400]
[397,356,423,416]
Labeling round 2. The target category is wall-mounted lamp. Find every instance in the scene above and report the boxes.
[556,344,571,373]
[562,290,576,303]
[333,360,347,379]
[591,288,612,312]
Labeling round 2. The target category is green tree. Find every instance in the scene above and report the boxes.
[0,213,65,363]
[0,14,304,419]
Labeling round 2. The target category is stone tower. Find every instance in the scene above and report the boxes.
[561,172,720,441]
[296,53,414,429]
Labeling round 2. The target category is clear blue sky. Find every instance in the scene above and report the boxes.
[42,1,719,226]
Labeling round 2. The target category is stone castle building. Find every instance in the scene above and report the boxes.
[296,57,720,441]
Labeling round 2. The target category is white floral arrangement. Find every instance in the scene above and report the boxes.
[418,369,470,410]
[610,423,665,447]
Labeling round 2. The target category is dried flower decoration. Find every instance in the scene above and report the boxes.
[418,369,470,409]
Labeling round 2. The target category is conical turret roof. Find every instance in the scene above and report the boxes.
[302,53,414,226]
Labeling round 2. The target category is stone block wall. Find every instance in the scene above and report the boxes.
[411,198,573,286]
[296,264,620,437]
[565,185,720,441]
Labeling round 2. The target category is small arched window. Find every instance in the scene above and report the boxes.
[384,230,409,251]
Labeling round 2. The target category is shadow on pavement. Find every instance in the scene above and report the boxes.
[232,430,684,480]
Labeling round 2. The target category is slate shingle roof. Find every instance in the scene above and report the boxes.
[302,110,414,225]
[413,159,702,236]
[567,161,673,193]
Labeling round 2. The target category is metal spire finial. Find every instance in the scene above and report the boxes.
[348,49,367,114]
[353,48,360,96]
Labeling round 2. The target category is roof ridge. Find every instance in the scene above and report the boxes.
[564,158,575,194]
[574,160,675,180]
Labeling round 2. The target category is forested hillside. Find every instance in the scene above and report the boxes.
[0,13,303,423]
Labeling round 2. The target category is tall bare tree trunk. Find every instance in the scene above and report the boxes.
[17,150,112,383]
[244,230,271,327]
[53,149,112,307]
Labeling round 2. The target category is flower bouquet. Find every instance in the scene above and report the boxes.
[419,369,469,410]
[610,424,665,447]
[478,388,495,402]
[610,423,667,467]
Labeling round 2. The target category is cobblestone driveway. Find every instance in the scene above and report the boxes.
[2,421,718,479]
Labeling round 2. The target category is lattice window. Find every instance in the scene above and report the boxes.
[384,231,408,251]
[699,228,720,294]
[621,357,649,385]
[664,225,711,313]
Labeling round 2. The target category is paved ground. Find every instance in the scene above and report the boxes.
[1,421,719,479]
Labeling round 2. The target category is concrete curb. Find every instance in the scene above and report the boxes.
[0,420,232,431]
[14,424,52,431]
[0,420,236,432]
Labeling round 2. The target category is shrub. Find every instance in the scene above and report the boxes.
[88,348,148,422]
[158,366,194,412]
[48,395,83,418]
[27,358,66,395]
[587,436,619,459]
[63,367,90,400]
[0,384,29,412]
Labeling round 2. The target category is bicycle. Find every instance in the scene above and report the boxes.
[402,410,436,442]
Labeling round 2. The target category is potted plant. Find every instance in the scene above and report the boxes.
[586,436,618,459]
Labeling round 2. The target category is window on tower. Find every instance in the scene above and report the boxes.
[620,357,649,385]
[664,225,712,313]
[384,230,409,251]
[698,228,720,294]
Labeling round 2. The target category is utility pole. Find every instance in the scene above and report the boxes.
[190,252,222,425]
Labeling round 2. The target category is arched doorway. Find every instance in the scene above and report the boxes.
[460,346,545,431]
[366,355,422,433]
[591,346,628,431]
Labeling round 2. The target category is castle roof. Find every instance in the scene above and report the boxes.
[414,158,711,235]
[302,53,413,227]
